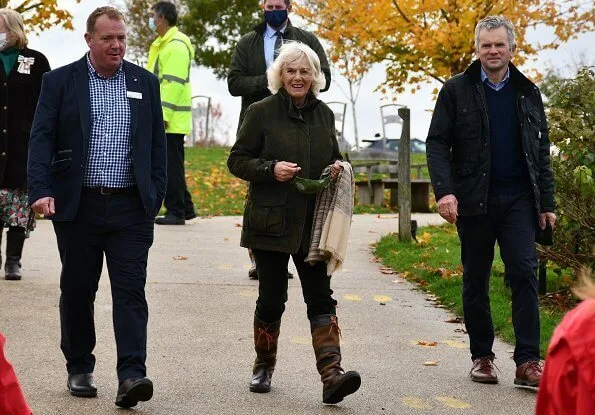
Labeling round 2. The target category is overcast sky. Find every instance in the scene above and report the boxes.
[26,0,594,146]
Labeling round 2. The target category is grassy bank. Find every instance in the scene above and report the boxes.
[374,224,571,357]
[185,146,246,216]
[184,146,432,216]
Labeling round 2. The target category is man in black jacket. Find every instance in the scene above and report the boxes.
[228,0,331,280]
[28,7,166,408]
[426,15,555,388]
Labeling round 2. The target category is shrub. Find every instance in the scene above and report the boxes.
[539,67,594,271]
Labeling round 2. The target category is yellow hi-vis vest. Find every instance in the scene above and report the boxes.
[147,27,194,135]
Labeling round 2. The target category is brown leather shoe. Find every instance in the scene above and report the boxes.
[470,356,498,384]
[514,360,542,387]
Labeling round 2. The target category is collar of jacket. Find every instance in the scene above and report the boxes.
[254,19,294,36]
[464,59,538,94]
[152,26,179,47]
[278,87,320,117]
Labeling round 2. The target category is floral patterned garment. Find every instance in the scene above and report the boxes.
[0,188,34,230]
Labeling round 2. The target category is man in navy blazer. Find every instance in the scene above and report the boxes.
[27,6,166,409]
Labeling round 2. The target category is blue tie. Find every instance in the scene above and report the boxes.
[273,31,283,60]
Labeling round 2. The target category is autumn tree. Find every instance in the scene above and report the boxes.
[1,0,80,32]
[123,0,155,66]
[181,0,262,78]
[327,39,373,149]
[297,0,594,93]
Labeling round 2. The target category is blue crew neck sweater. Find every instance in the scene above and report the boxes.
[483,81,530,195]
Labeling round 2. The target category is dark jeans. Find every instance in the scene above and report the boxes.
[456,192,540,366]
[52,189,154,382]
[252,249,337,323]
[164,133,195,218]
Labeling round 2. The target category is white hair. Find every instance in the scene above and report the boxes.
[267,41,325,96]
[475,15,516,52]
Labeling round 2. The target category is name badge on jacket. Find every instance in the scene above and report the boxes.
[127,91,142,100]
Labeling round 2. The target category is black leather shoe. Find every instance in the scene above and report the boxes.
[248,266,258,280]
[287,271,294,279]
[5,263,22,280]
[155,215,185,225]
[250,366,272,393]
[115,377,153,408]
[185,211,197,220]
[67,373,97,397]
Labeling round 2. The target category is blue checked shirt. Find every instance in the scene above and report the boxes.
[481,66,510,91]
[84,54,135,188]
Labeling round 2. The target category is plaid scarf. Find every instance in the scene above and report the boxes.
[305,162,354,275]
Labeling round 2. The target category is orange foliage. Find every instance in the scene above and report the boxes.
[296,0,594,93]
[2,0,81,32]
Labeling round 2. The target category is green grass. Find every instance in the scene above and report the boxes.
[374,224,570,357]
[183,146,430,216]
[185,146,246,216]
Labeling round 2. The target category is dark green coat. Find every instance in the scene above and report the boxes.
[227,89,341,253]
[227,20,331,127]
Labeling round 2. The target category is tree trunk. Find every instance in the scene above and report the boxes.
[348,81,360,149]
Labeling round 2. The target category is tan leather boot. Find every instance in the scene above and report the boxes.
[311,314,361,404]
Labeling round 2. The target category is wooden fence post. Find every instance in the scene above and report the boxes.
[398,107,411,242]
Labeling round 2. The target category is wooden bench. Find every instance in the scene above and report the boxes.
[346,151,431,212]
[355,178,432,212]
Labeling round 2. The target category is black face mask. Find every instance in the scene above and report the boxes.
[264,9,288,28]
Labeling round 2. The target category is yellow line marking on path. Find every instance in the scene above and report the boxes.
[238,290,257,298]
[373,295,393,303]
[402,396,431,410]
[343,294,361,302]
[441,340,467,349]
[436,396,472,409]
[291,336,311,345]
[216,264,233,270]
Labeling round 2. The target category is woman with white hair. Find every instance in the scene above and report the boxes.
[228,41,361,404]
[0,8,50,280]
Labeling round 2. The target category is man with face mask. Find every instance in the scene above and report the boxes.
[228,0,330,127]
[228,0,331,280]
[147,1,196,225]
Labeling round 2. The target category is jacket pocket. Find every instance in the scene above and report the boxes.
[248,193,287,236]
[455,107,481,139]
[452,162,476,178]
[51,158,72,173]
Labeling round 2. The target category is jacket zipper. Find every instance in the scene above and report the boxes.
[517,92,540,213]
[476,83,490,211]
[297,109,311,252]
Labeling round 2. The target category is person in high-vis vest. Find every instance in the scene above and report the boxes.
[148,1,196,225]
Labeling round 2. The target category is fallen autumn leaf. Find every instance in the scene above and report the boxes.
[416,341,439,347]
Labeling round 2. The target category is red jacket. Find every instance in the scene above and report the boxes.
[0,332,31,415]
[536,299,595,414]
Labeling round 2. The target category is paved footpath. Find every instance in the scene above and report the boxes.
[0,214,538,414]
